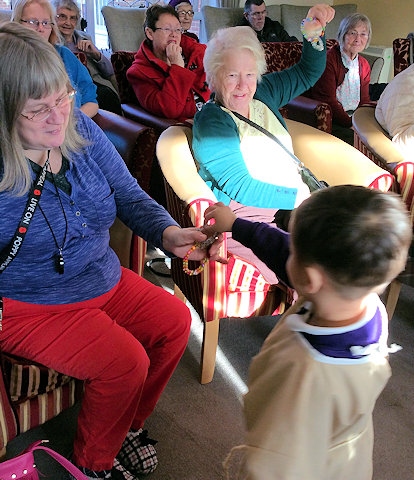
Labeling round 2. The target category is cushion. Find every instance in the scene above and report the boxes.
[201,5,281,41]
[393,38,411,76]
[1,353,73,404]
[281,3,357,41]
[111,51,137,104]
[102,6,146,52]
[263,39,338,73]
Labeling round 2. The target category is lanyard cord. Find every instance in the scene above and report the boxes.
[0,151,50,273]
[37,161,68,275]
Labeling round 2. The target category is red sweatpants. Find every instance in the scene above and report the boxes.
[0,267,191,471]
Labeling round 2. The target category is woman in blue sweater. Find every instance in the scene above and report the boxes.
[192,3,335,283]
[0,23,220,480]
[12,0,98,118]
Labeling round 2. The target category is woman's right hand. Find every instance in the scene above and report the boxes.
[166,43,184,67]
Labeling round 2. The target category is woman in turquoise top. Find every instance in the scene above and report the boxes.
[12,0,98,118]
[193,4,335,283]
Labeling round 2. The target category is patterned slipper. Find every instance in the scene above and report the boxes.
[112,458,137,480]
[116,429,158,475]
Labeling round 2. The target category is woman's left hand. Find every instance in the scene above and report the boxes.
[301,3,335,41]
[77,39,101,61]
[162,226,224,261]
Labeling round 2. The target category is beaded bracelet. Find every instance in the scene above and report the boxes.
[182,233,218,276]
[183,244,208,276]
[300,17,325,51]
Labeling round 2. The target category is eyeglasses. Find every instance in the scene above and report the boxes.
[56,13,79,23]
[177,10,194,17]
[20,18,54,29]
[154,27,183,34]
[346,31,369,39]
[249,9,267,18]
[21,91,76,122]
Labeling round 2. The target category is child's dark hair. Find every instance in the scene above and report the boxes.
[144,4,179,31]
[291,185,411,291]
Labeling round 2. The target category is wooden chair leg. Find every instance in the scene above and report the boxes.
[174,284,187,304]
[386,280,402,320]
[200,318,220,385]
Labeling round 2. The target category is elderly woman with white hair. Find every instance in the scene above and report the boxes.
[193,3,335,284]
[310,13,373,144]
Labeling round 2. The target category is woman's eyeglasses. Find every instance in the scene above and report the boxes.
[20,18,54,29]
[177,10,194,18]
[56,13,79,23]
[346,31,369,39]
[21,91,76,122]
[154,27,184,35]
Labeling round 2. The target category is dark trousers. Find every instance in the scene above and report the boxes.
[96,83,123,115]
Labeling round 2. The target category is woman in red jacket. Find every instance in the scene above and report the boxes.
[127,4,210,121]
[310,13,372,144]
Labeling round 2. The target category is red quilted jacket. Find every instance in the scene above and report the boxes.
[127,35,210,121]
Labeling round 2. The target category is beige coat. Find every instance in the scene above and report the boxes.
[227,296,391,480]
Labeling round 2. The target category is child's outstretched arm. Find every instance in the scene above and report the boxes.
[203,202,237,235]
[204,203,292,287]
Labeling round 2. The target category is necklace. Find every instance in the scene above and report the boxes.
[37,151,68,274]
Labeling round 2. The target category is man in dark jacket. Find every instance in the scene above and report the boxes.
[240,0,297,43]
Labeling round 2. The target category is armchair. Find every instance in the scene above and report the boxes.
[111,51,177,134]
[352,105,414,320]
[201,4,357,42]
[101,6,146,53]
[393,37,412,76]
[156,119,393,384]
[0,110,157,454]
[262,40,339,133]
[111,42,336,134]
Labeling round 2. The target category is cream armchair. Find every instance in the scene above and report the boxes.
[353,105,414,320]
[156,120,393,384]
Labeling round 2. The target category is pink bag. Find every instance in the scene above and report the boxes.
[0,440,87,479]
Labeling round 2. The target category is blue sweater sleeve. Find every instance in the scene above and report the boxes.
[76,113,179,249]
[56,45,98,107]
[232,218,292,287]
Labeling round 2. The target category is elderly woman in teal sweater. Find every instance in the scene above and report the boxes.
[192,3,335,283]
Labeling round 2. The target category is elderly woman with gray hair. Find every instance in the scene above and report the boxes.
[11,0,98,117]
[52,0,122,114]
[192,3,335,284]
[310,12,373,144]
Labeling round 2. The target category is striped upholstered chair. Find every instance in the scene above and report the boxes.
[156,120,393,384]
[353,105,414,320]
[353,39,414,214]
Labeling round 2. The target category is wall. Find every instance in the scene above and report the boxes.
[334,0,414,47]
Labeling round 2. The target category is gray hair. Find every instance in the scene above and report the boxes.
[11,0,62,45]
[204,26,266,92]
[52,0,80,18]
[337,13,372,50]
[0,22,84,195]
